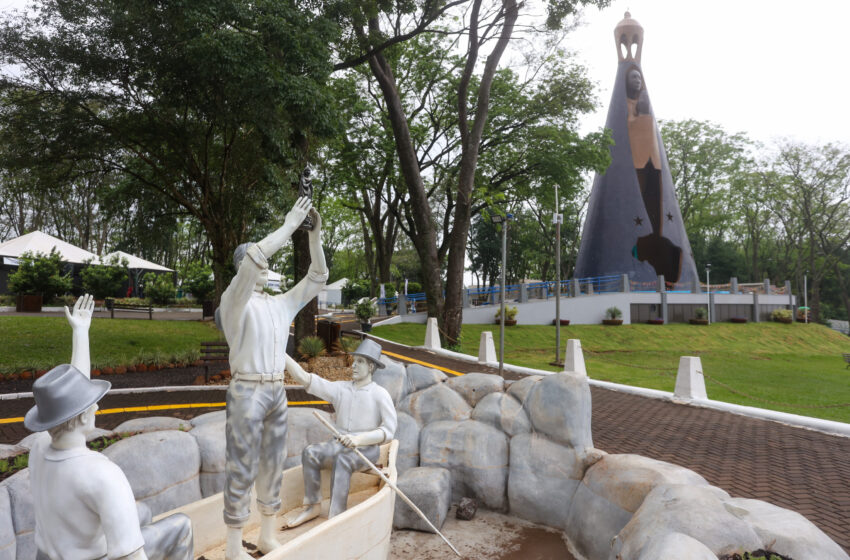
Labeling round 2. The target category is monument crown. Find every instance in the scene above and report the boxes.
[614,11,643,63]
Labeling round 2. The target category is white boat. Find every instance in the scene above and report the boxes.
[157,440,399,560]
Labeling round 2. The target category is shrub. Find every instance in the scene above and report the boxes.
[8,249,72,300]
[605,306,622,320]
[81,255,128,299]
[694,307,708,320]
[180,261,215,301]
[298,336,326,359]
[143,273,175,305]
[342,280,370,304]
[495,306,518,321]
[405,281,422,294]
[771,308,792,322]
[354,299,376,323]
[340,336,360,353]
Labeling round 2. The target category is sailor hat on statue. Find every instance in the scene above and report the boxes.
[24,364,111,432]
[351,339,385,369]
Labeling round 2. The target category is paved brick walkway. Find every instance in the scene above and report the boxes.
[2,336,848,553]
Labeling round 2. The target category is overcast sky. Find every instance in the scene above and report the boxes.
[563,0,849,146]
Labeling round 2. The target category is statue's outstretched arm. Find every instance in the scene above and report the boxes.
[65,294,94,378]
[256,196,312,259]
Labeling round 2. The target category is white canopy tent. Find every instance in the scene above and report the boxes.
[101,250,173,272]
[0,230,98,264]
[320,278,348,307]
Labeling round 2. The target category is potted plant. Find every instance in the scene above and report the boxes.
[8,249,72,312]
[495,306,518,326]
[771,308,793,324]
[603,306,623,325]
[690,307,709,325]
[355,299,377,332]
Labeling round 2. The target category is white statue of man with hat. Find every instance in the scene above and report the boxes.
[25,294,193,560]
[282,338,397,528]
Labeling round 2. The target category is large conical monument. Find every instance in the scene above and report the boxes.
[574,12,698,289]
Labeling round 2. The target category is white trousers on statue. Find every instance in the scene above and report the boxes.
[301,439,380,519]
[223,379,288,527]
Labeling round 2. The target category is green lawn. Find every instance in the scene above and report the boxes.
[0,316,222,372]
[373,322,850,423]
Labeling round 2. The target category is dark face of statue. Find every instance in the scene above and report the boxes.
[627,69,642,98]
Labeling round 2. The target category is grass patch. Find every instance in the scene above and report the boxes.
[373,322,850,423]
[0,316,222,373]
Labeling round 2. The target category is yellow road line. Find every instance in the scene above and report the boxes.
[0,400,329,425]
[380,350,465,377]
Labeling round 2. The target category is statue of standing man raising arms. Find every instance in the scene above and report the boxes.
[217,194,328,560]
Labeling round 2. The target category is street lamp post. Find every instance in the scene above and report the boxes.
[491,212,513,378]
[554,185,563,367]
[706,263,712,325]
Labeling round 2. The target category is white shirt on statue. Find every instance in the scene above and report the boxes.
[219,243,327,375]
[307,375,397,441]
[28,432,145,560]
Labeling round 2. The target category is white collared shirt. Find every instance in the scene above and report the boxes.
[29,433,144,560]
[307,375,397,442]
[219,244,327,375]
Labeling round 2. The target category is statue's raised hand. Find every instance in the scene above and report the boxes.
[65,293,95,332]
[283,196,312,233]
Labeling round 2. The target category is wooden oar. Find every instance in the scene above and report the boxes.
[312,411,461,557]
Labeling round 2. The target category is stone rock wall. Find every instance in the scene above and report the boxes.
[1,354,846,560]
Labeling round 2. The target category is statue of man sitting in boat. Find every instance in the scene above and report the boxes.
[283,338,397,527]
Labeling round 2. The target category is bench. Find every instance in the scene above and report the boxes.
[201,341,229,382]
[844,353,850,369]
[110,303,153,319]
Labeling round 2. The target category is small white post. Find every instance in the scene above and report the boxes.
[674,356,707,401]
[424,317,441,350]
[562,339,587,377]
[478,331,497,364]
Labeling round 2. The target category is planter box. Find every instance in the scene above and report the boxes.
[552,319,571,326]
[602,319,623,325]
[689,319,709,325]
[646,318,664,325]
[730,317,748,324]
[773,317,793,324]
[495,319,517,326]
[16,294,43,312]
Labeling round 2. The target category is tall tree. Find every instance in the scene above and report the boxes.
[0,0,340,300]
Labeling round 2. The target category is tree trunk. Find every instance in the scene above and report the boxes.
[293,228,317,345]
[834,263,850,325]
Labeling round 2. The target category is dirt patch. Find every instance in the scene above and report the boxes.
[390,508,575,560]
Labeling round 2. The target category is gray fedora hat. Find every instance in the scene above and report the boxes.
[24,364,111,432]
[351,338,385,369]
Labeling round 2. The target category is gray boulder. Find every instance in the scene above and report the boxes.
[104,431,202,516]
[420,420,509,511]
[393,467,452,533]
[189,420,227,497]
[399,384,471,426]
[505,375,542,404]
[17,429,111,450]
[395,412,420,475]
[566,480,633,560]
[525,372,593,450]
[613,484,762,559]
[114,416,192,434]
[190,410,226,427]
[581,453,709,514]
[635,532,718,560]
[470,392,531,436]
[0,486,13,560]
[446,373,504,407]
[284,408,335,469]
[724,497,850,560]
[0,445,25,461]
[508,433,583,528]
[375,356,409,406]
[406,364,447,392]
[2,470,34,560]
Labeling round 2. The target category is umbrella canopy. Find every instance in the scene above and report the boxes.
[0,231,98,265]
